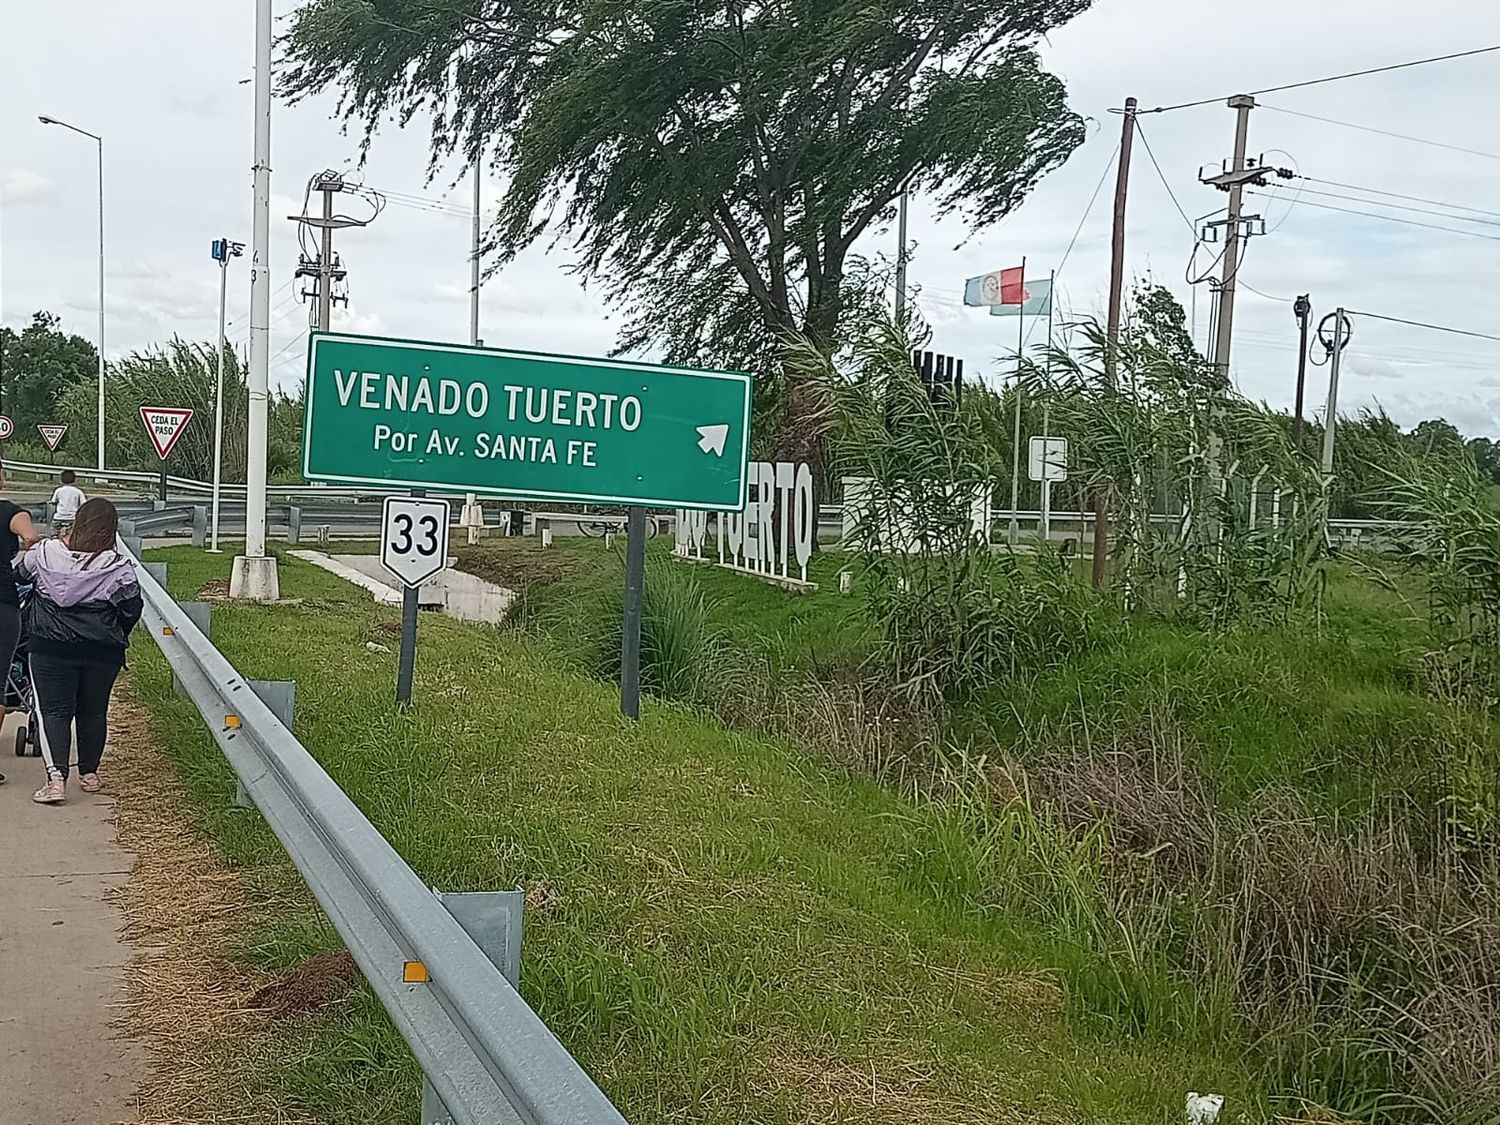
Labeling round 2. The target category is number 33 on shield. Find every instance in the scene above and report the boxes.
[380,496,452,588]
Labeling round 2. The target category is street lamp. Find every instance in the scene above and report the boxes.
[38,115,106,471]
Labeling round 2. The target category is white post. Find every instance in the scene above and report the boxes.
[1041,405,1052,545]
[209,257,228,552]
[231,0,279,601]
[1248,466,1267,531]
[95,135,105,471]
[1008,257,1026,548]
[464,158,482,531]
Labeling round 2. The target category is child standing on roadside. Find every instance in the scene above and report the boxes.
[18,498,141,804]
[50,470,85,532]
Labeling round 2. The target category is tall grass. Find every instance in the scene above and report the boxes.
[912,709,1500,1124]
[567,556,727,707]
[1029,319,1327,625]
[787,318,1108,707]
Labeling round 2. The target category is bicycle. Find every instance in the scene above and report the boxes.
[575,507,659,538]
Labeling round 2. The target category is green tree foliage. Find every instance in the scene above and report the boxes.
[0,311,99,435]
[1466,436,1500,486]
[280,0,1093,459]
[55,339,303,480]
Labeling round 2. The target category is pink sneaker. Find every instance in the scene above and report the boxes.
[79,773,102,794]
[33,779,65,805]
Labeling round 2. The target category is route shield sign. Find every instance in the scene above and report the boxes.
[302,333,752,510]
[37,424,67,452]
[140,407,194,460]
[380,496,450,588]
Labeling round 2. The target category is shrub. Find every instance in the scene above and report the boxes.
[580,557,725,706]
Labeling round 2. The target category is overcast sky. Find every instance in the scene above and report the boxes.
[4,2,1500,436]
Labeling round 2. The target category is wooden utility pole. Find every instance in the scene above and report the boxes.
[1096,96,1137,588]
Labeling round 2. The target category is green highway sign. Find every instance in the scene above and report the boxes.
[302,333,752,509]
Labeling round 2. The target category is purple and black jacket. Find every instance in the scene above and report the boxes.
[16,540,144,666]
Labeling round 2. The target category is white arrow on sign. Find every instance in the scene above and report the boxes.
[696,424,730,457]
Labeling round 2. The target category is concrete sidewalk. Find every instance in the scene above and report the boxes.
[0,712,143,1124]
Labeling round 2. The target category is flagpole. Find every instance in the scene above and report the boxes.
[1008,257,1026,548]
[1041,268,1055,546]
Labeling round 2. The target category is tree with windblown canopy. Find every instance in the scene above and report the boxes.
[281,0,1093,463]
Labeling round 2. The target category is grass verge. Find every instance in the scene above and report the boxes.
[130,543,1264,1123]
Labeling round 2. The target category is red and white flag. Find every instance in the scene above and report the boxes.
[964,265,1029,307]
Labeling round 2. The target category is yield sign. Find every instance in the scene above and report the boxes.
[37,424,68,452]
[139,406,194,461]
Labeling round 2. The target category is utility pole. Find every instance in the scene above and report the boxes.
[209,238,244,554]
[1096,96,1137,588]
[231,0,279,602]
[292,172,360,331]
[1318,309,1352,486]
[1211,96,1256,382]
[1201,95,1261,541]
[1293,294,1312,450]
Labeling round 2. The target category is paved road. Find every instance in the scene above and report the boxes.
[0,711,143,1124]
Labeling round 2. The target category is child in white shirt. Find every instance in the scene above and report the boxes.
[50,471,85,529]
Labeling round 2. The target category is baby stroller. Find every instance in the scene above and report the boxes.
[9,581,39,759]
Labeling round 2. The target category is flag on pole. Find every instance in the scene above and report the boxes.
[965,265,1045,310]
[989,277,1053,318]
[963,265,1027,307]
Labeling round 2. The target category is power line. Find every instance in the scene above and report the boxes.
[1298,176,1500,221]
[1238,278,1294,303]
[1276,183,1500,228]
[1053,140,1121,280]
[1345,309,1500,345]
[1246,190,1500,244]
[1133,121,1197,237]
[1260,105,1500,163]
[1141,43,1500,114]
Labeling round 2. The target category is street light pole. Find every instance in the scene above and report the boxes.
[209,239,243,554]
[230,0,280,601]
[38,115,106,470]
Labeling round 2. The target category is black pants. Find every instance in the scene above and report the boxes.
[31,653,121,781]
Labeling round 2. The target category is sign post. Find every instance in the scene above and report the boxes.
[379,494,450,706]
[303,333,752,718]
[619,506,647,719]
[140,407,193,503]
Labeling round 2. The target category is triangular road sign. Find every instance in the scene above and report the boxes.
[139,406,194,461]
[37,424,68,452]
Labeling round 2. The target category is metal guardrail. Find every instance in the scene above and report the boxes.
[126,545,626,1124]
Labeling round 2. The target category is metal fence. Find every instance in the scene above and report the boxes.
[127,544,627,1124]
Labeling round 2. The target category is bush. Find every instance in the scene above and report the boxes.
[576,557,725,707]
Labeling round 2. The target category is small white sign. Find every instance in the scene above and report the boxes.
[0,415,14,441]
[139,406,194,460]
[37,423,67,452]
[380,496,450,588]
[1028,436,1069,483]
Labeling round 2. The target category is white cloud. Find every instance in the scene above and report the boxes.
[2,0,1500,438]
[0,168,60,208]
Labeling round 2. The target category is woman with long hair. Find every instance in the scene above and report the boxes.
[16,498,142,804]
[0,465,40,787]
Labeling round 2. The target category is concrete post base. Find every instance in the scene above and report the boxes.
[229,554,280,601]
